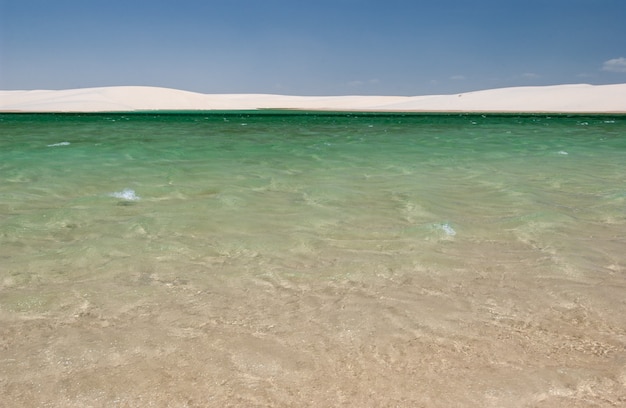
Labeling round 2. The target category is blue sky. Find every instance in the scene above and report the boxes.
[1,0,625,95]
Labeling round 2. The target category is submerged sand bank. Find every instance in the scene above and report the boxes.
[1,83,625,113]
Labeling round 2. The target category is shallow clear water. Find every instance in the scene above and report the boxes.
[1,112,625,406]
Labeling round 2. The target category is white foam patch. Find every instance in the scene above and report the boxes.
[439,223,456,236]
[557,151,569,155]
[47,141,70,147]
[110,188,140,201]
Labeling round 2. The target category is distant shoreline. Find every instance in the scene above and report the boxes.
[1,84,625,113]
[2,110,625,117]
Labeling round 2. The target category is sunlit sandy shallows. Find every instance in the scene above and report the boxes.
[1,83,625,112]
[2,97,626,407]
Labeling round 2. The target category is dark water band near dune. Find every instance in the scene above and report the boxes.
[1,112,625,407]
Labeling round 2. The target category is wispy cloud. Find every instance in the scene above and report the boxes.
[521,72,540,79]
[450,75,466,81]
[602,57,626,73]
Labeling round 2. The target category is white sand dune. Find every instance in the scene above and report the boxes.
[1,83,625,113]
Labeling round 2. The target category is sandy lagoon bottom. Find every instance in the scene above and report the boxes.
[1,113,625,407]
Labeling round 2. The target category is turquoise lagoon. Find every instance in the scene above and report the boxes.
[1,112,625,406]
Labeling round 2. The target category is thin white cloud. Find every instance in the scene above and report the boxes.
[450,75,465,81]
[602,57,626,73]
[347,80,364,87]
[521,72,540,79]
